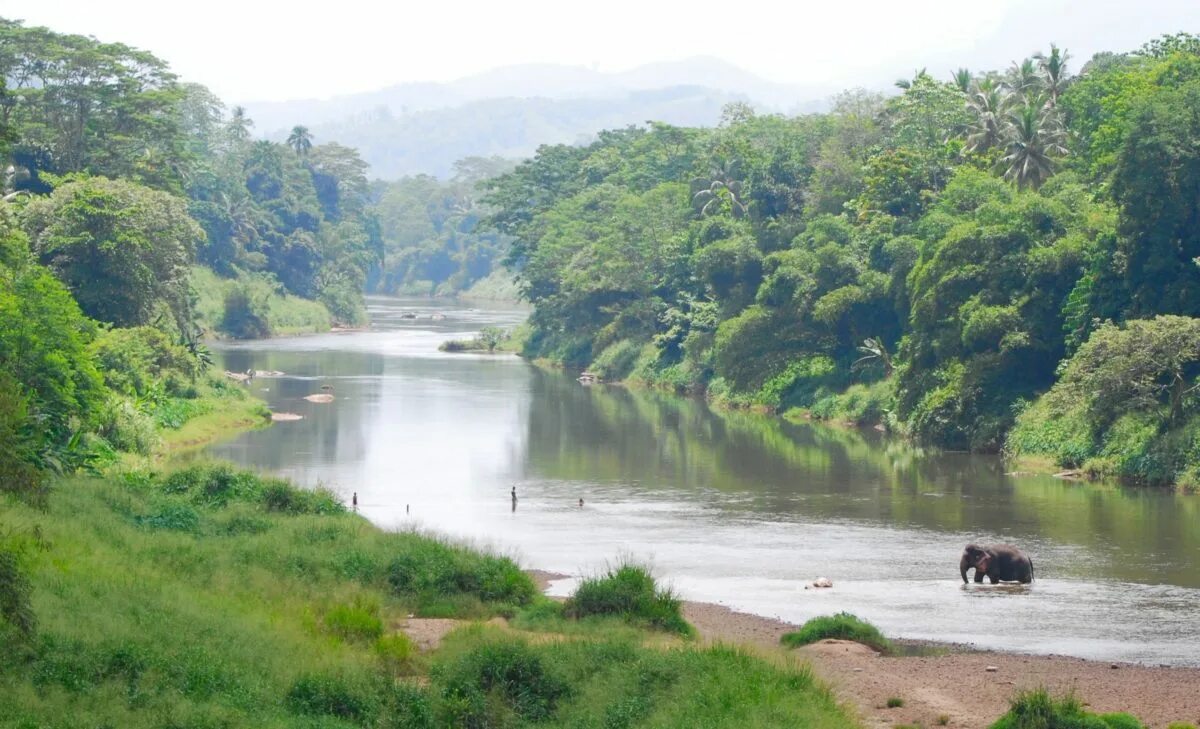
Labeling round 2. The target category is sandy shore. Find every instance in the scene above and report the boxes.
[401,571,1200,727]
[681,601,1200,729]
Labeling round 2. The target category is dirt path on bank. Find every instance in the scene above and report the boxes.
[682,602,1200,729]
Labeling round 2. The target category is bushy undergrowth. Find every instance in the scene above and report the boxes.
[780,612,893,653]
[385,534,536,613]
[1007,316,1200,487]
[0,467,855,727]
[990,689,1146,729]
[565,563,693,636]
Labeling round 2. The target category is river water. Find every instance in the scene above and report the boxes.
[209,296,1200,666]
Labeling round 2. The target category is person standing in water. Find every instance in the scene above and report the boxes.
[352,492,358,511]
[511,486,517,512]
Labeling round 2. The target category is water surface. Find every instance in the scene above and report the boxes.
[210,296,1200,665]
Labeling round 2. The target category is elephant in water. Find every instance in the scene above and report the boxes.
[960,543,1034,584]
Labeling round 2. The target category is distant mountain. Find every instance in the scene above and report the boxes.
[241,58,830,180]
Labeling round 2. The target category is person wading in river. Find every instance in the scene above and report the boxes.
[511,486,517,512]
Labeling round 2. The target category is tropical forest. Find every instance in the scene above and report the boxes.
[3,8,1200,729]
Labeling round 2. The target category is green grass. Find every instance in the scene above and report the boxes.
[990,689,1147,729]
[0,463,857,727]
[781,612,894,653]
[191,265,332,339]
[564,563,694,636]
[425,624,849,729]
[887,697,906,708]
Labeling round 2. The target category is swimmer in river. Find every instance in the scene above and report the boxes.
[579,498,584,508]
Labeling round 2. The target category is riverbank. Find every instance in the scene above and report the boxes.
[0,465,854,727]
[676,600,1200,729]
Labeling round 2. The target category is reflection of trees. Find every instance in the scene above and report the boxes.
[210,347,384,470]
[522,372,1200,584]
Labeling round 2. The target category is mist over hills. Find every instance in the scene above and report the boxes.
[242,57,830,179]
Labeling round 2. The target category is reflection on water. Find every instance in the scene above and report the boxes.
[208,296,1200,665]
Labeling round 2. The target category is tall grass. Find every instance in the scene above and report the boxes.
[780,612,893,653]
[565,563,693,636]
[990,688,1147,729]
[0,464,855,727]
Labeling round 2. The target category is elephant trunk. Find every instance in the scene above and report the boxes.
[959,554,970,583]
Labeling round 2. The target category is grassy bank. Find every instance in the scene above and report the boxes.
[155,381,272,454]
[192,266,333,339]
[0,463,855,728]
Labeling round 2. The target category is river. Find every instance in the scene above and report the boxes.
[209,296,1200,666]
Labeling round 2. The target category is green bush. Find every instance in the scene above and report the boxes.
[0,375,48,507]
[386,536,535,608]
[374,633,418,674]
[135,503,202,532]
[324,598,384,642]
[433,636,568,725]
[989,688,1146,729]
[0,546,37,653]
[286,672,380,722]
[565,563,692,636]
[590,339,643,381]
[96,397,160,455]
[260,479,344,515]
[221,283,272,339]
[160,462,345,514]
[90,326,200,397]
[780,613,892,653]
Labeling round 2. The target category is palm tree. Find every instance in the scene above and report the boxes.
[286,125,313,156]
[691,158,747,218]
[1000,102,1068,189]
[1034,45,1071,105]
[965,78,1011,154]
[1006,58,1042,97]
[227,106,253,142]
[951,68,972,94]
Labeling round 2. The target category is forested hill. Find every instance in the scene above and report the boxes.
[0,18,380,339]
[482,35,1200,487]
[242,58,825,178]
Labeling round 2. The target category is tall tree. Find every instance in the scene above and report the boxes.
[20,176,203,332]
[1000,102,1067,189]
[286,125,313,157]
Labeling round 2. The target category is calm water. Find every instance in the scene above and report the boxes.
[209,297,1200,665]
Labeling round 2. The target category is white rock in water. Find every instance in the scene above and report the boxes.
[812,577,833,588]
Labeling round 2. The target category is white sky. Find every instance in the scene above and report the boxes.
[4,0,1198,103]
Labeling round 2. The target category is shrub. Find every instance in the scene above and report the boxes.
[163,463,265,507]
[386,537,535,608]
[221,283,271,339]
[286,672,379,722]
[0,375,48,507]
[887,697,905,708]
[136,503,201,532]
[780,613,892,653]
[0,546,37,652]
[390,683,434,728]
[375,633,418,674]
[160,463,344,514]
[565,563,692,636]
[989,688,1146,729]
[434,637,568,725]
[590,339,642,381]
[96,397,160,455]
[260,480,344,515]
[324,598,383,642]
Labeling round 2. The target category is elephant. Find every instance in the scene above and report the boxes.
[960,543,1034,584]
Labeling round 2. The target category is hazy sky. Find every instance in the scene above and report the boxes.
[4,0,1198,102]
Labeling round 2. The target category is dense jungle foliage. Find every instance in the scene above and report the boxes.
[482,35,1200,485]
